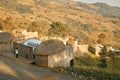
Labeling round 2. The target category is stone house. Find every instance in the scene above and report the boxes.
[34,39,74,68]
[13,29,38,39]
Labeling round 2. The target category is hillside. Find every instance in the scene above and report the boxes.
[75,2,120,19]
[0,0,120,47]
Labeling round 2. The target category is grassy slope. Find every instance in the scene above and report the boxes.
[75,54,120,74]
[55,53,120,79]
[0,0,120,46]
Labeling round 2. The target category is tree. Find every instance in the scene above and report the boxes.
[49,21,67,37]
[0,17,13,31]
[27,22,39,32]
[27,21,50,37]
[4,17,12,31]
[97,33,106,44]
[98,46,108,68]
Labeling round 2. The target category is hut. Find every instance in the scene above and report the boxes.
[34,39,74,68]
[23,38,41,59]
[0,32,14,53]
[13,38,41,59]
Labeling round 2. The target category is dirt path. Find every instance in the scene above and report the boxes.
[0,55,75,80]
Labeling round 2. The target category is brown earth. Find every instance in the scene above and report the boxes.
[0,54,75,80]
[0,0,120,46]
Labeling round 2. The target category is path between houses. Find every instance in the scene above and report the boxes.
[0,53,75,80]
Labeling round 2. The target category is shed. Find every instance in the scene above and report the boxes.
[34,39,74,68]
[23,38,41,58]
[0,32,14,53]
[13,38,41,59]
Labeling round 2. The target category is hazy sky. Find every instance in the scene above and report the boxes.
[75,0,120,7]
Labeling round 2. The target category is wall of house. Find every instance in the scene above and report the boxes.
[14,35,25,43]
[88,45,103,56]
[73,40,78,52]
[13,29,38,40]
[35,55,48,67]
[13,42,33,59]
[34,44,74,68]
[48,49,73,68]
[22,30,38,39]
[0,42,13,53]
[77,45,88,54]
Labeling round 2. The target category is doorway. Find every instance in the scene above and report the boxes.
[70,59,74,67]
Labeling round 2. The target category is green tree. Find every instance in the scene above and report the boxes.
[27,22,39,32]
[49,21,67,37]
[97,33,106,44]
[0,17,13,31]
[4,17,12,31]
[27,21,50,37]
[99,46,108,68]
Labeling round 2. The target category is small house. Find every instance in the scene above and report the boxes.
[13,38,41,59]
[23,38,41,58]
[34,39,74,68]
[13,33,25,43]
[13,29,38,39]
[0,32,14,53]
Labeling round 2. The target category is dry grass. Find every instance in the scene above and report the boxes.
[0,0,120,46]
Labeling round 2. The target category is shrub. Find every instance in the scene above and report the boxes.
[55,67,120,80]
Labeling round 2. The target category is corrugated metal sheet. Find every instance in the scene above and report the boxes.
[23,38,41,48]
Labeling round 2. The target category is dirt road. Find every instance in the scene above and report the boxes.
[0,55,75,80]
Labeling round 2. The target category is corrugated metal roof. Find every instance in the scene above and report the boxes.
[23,38,41,47]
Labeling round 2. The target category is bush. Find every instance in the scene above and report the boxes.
[55,67,120,80]
[98,58,107,68]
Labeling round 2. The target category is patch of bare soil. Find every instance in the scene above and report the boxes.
[0,55,75,80]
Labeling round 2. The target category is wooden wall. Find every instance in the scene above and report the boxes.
[0,42,13,53]
[35,55,48,67]
[34,45,74,68]
[13,42,33,59]
[48,50,72,68]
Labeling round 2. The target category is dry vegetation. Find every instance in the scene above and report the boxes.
[0,0,120,47]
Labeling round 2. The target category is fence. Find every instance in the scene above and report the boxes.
[13,42,34,59]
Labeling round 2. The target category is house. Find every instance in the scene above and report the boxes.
[13,29,38,39]
[0,32,14,53]
[13,38,41,59]
[13,33,25,43]
[88,44,103,56]
[88,44,113,56]
[23,38,41,59]
[72,39,89,56]
[22,30,38,39]
[34,39,74,68]
[76,45,89,57]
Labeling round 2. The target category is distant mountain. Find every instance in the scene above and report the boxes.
[76,2,120,19]
[93,2,120,19]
